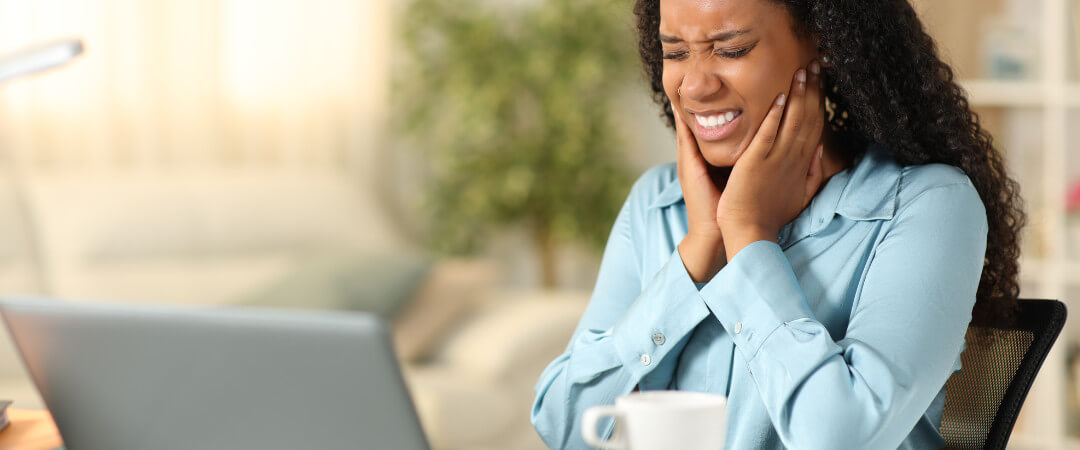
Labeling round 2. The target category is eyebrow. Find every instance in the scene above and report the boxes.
[659,29,751,43]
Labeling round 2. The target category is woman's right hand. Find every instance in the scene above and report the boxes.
[672,106,727,282]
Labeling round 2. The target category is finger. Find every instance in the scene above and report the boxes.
[673,104,700,161]
[741,92,787,161]
[770,68,808,162]
[800,60,826,160]
[803,144,825,206]
[672,105,692,170]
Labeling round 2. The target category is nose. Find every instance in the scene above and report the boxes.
[678,59,722,101]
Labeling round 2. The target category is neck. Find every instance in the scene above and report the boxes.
[819,128,851,184]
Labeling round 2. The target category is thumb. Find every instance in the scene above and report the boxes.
[673,103,703,164]
[803,144,824,205]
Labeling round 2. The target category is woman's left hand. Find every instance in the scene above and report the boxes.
[717,60,826,262]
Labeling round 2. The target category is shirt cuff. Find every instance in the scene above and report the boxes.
[699,240,815,361]
[610,246,711,382]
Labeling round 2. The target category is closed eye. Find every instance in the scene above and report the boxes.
[662,51,688,60]
[662,43,757,61]
[716,43,755,59]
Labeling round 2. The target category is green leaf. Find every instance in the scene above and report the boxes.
[394,0,637,257]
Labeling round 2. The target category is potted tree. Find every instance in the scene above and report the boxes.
[393,0,638,288]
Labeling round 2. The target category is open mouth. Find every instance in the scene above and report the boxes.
[694,110,742,129]
[690,109,743,141]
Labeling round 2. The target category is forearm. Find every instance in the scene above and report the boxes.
[700,206,981,448]
[531,339,639,450]
[678,233,726,283]
[534,246,712,448]
[745,318,952,449]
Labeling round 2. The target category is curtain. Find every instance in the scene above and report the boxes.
[0,0,388,172]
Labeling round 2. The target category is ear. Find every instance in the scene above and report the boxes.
[799,32,825,68]
[818,52,833,67]
[810,33,834,68]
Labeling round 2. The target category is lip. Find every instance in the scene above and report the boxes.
[689,109,742,142]
[686,107,741,116]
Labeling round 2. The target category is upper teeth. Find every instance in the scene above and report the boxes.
[696,111,737,129]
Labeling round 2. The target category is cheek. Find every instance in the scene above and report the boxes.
[740,70,791,132]
[662,67,681,101]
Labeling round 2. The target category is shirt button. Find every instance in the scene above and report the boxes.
[734,322,743,334]
[640,354,651,366]
[652,333,666,345]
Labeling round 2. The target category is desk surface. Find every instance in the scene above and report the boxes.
[0,408,63,449]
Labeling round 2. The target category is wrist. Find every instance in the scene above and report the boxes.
[685,227,723,244]
[722,226,776,262]
[679,234,726,283]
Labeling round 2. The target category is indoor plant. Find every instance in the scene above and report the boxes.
[394,0,638,288]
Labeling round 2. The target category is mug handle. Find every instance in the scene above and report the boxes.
[581,405,627,449]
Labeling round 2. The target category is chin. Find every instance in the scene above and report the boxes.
[698,141,741,167]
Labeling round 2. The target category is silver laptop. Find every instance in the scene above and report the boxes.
[0,297,430,450]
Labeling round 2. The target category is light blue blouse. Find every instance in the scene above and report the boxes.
[531,144,988,449]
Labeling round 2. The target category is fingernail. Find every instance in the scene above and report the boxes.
[810,61,820,74]
[796,69,806,83]
[776,93,786,106]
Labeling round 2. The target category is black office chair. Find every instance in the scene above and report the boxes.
[940,299,1067,449]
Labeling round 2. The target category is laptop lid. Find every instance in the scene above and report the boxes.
[0,297,430,450]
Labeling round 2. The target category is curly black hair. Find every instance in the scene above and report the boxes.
[633,0,1025,327]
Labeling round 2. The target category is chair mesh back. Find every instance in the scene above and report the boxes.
[940,328,1034,449]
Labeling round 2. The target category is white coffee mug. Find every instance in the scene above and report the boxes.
[581,390,727,450]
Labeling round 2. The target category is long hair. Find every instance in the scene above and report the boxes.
[633,0,1025,327]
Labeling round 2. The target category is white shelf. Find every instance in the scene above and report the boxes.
[1067,85,1080,107]
[962,79,1046,107]
[1066,261,1080,285]
[961,80,1080,107]
[1021,258,1064,286]
[1011,431,1055,449]
[1020,258,1080,286]
[954,0,1075,446]
[1021,258,1049,286]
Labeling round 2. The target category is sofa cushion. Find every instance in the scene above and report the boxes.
[237,247,433,318]
[437,291,588,384]
[25,170,401,263]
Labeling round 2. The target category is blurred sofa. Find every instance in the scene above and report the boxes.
[404,290,587,450]
[0,169,588,449]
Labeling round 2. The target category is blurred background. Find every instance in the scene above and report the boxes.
[0,0,1076,449]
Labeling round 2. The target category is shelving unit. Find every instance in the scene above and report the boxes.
[962,80,1046,107]
[937,0,1075,447]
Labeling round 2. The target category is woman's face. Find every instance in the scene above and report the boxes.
[661,0,819,167]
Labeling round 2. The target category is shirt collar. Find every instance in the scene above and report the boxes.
[646,143,902,240]
[647,175,687,210]
[833,143,901,221]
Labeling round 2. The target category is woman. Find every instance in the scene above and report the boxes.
[531,0,1024,448]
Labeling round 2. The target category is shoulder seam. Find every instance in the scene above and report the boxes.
[895,181,979,217]
[898,164,969,190]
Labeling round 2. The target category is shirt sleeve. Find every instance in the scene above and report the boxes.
[531,185,712,449]
[698,182,987,449]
